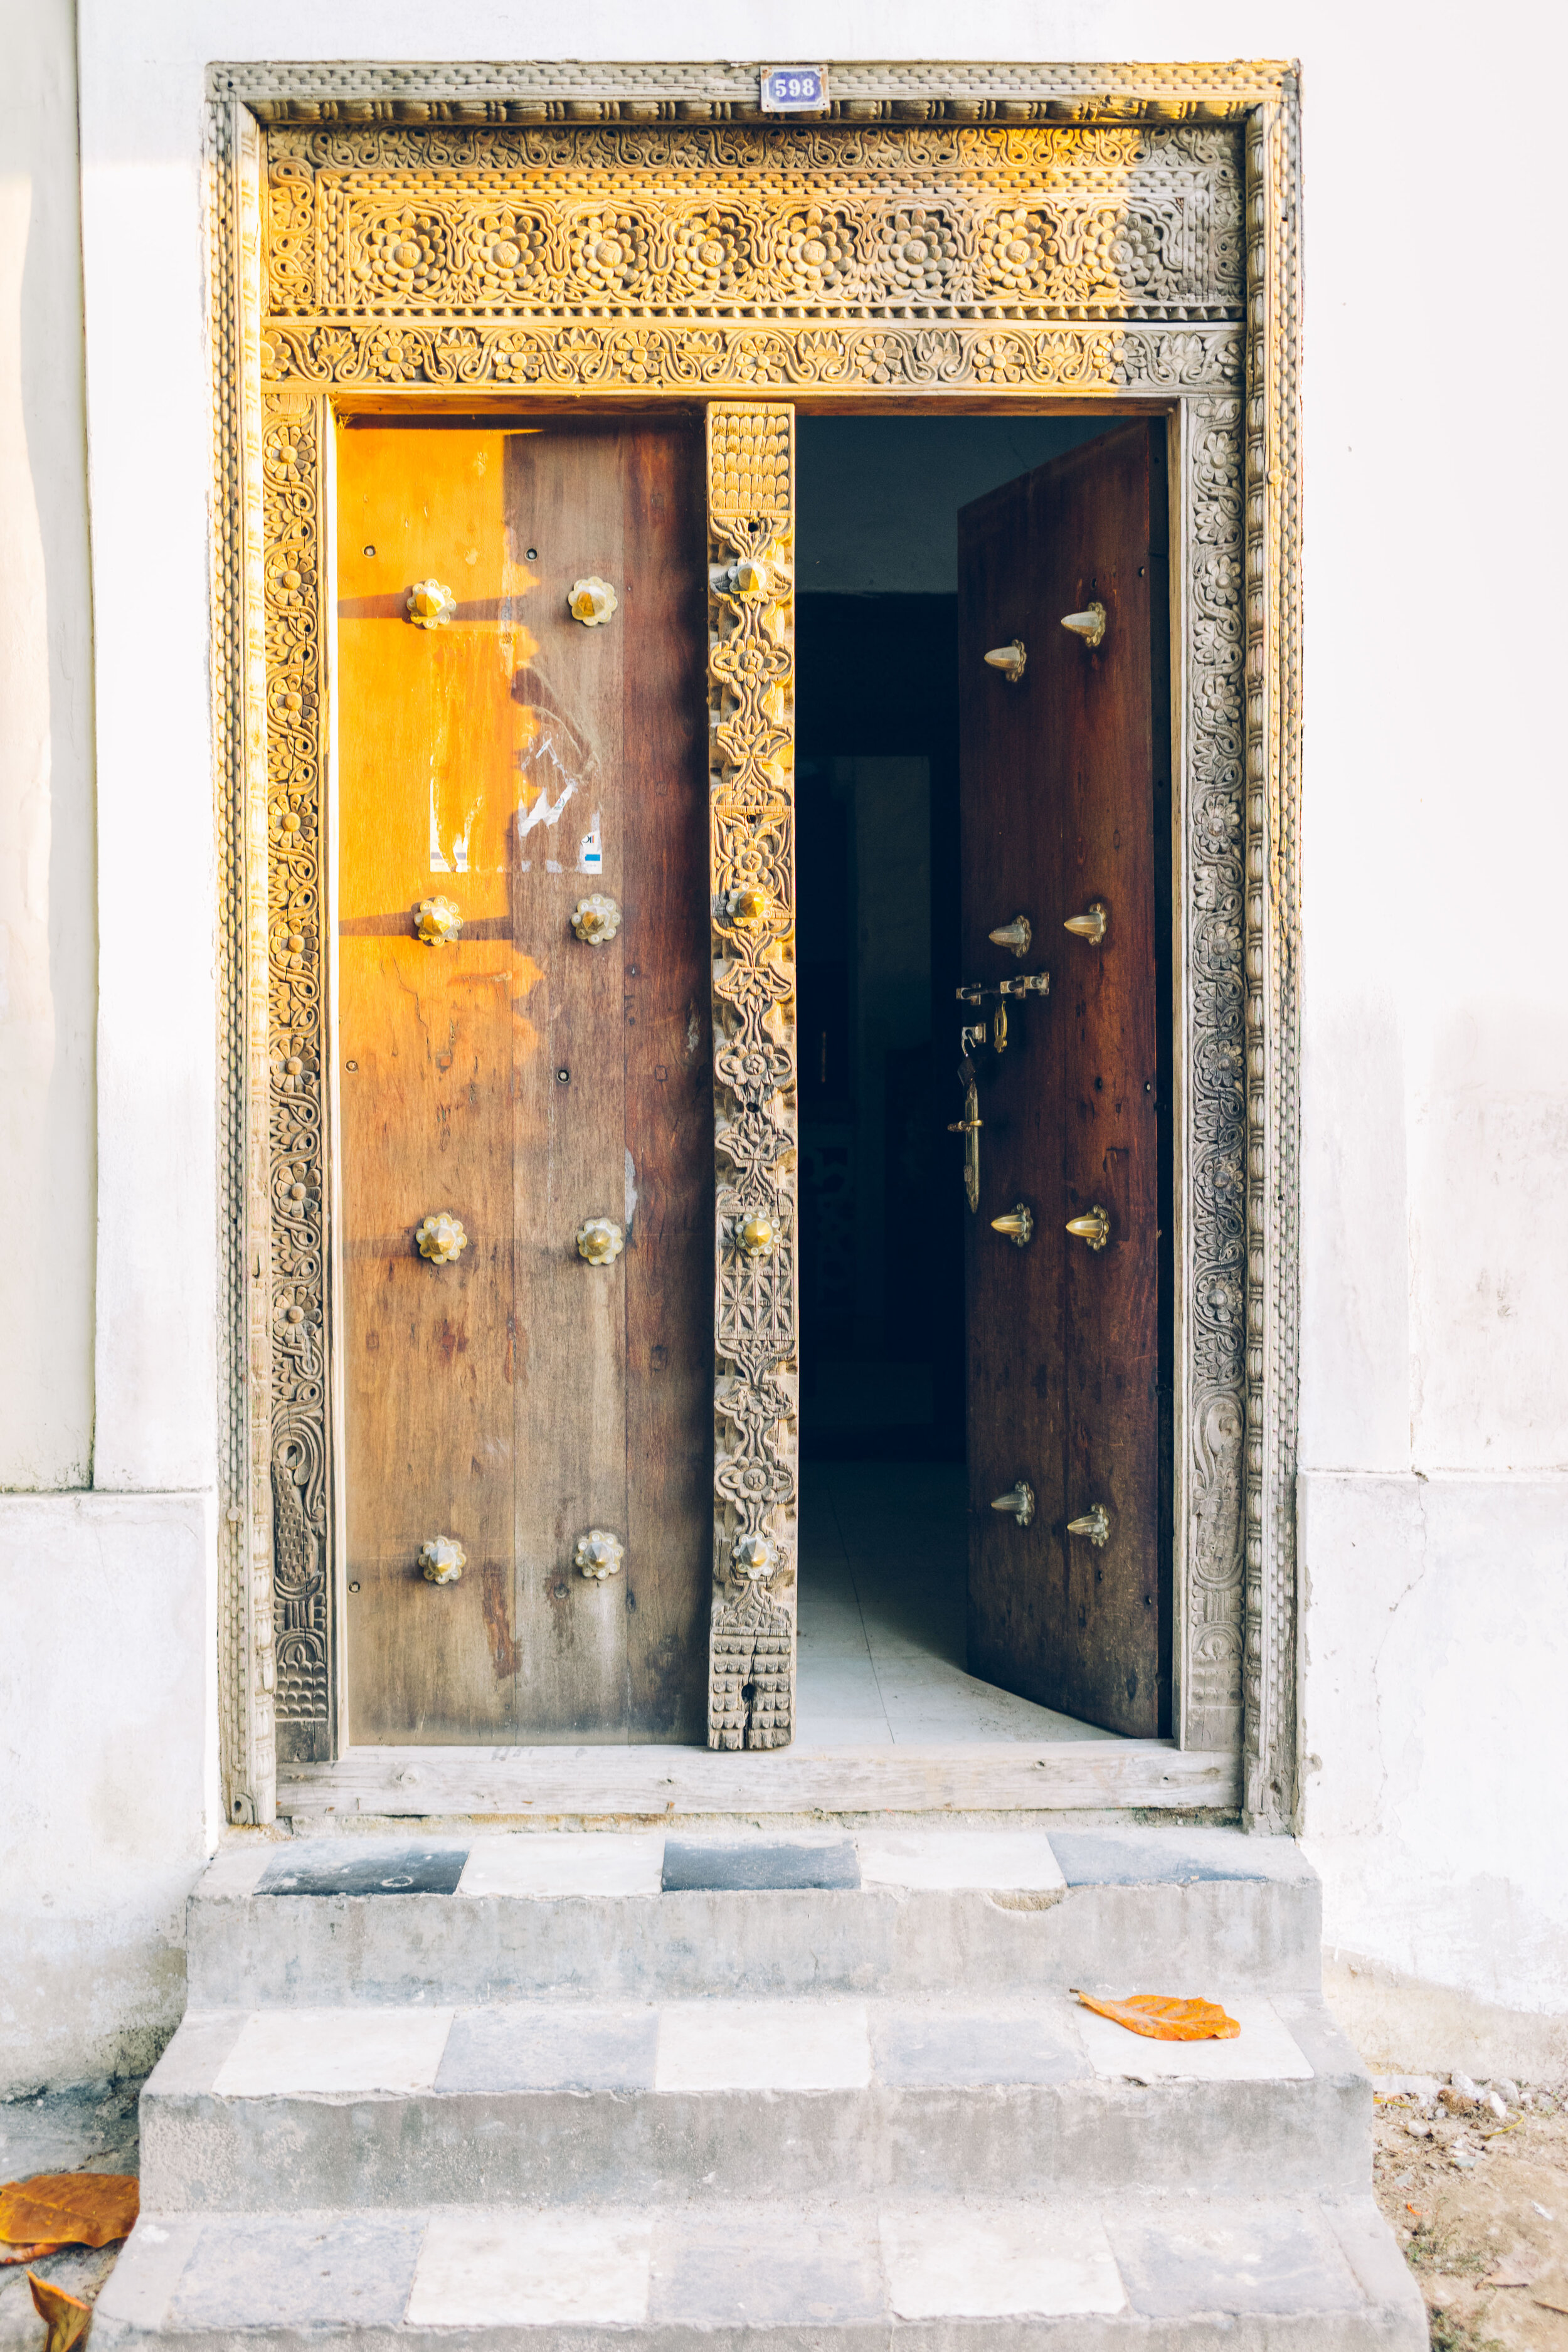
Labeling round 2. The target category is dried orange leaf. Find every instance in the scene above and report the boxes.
[28,2272,92,2352]
[0,2243,70,2267]
[0,2175,139,2252]
[1073,1990,1241,2042]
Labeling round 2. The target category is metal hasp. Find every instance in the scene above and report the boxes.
[570,894,621,944]
[1063,901,1109,946]
[575,1528,625,1582]
[416,895,463,945]
[414,1211,467,1264]
[989,915,1031,958]
[983,638,1027,683]
[991,1204,1034,1248]
[947,1070,982,1213]
[575,1216,625,1266]
[1060,601,1107,647]
[406,580,455,628]
[1066,1205,1112,1252]
[568,576,618,627]
[990,1481,1036,1527]
[420,1536,466,1586]
[1067,1504,1111,1548]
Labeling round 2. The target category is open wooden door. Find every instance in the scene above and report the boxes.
[955,421,1168,1737]
[334,416,712,1743]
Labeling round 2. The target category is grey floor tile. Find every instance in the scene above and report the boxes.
[438,2005,659,2092]
[651,2212,884,2323]
[1108,2203,1363,2318]
[1047,1831,1286,1887]
[257,1840,469,1896]
[168,2215,424,2326]
[662,1838,861,1892]
[872,2011,1086,2087]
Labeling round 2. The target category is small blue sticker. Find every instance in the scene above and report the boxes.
[760,65,827,114]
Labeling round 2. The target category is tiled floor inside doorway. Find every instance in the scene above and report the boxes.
[794,1461,1117,1749]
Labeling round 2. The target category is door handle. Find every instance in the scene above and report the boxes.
[1066,1206,1111,1251]
[1061,601,1106,647]
[1067,1505,1111,1547]
[1063,901,1108,946]
[991,1481,1036,1526]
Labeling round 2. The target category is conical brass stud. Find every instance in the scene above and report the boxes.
[1066,1205,1111,1252]
[1061,601,1106,647]
[1063,901,1108,946]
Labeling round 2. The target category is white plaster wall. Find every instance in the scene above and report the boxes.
[0,0,96,1489]
[0,0,1551,2083]
[0,1495,218,2092]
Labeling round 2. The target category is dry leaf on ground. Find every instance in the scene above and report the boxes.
[1073,1991,1241,2042]
[27,2272,93,2352]
[0,2176,139,2257]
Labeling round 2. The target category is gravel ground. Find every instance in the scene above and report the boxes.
[1372,2079,1568,2351]
[0,2084,140,2352]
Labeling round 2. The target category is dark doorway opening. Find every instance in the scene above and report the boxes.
[791,413,1163,1747]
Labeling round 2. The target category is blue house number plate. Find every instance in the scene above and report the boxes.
[760,65,829,112]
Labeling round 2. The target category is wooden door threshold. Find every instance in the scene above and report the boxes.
[277,1740,1240,1827]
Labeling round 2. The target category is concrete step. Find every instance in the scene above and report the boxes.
[188,1825,1322,2005]
[95,2191,1426,2350]
[139,1988,1368,2211]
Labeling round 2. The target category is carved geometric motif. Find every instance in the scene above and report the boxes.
[264,125,1242,323]
[705,403,798,1750]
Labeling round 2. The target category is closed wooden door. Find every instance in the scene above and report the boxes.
[956,421,1167,1736]
[335,416,712,1743]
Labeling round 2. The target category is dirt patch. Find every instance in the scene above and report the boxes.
[1373,2082,1568,2351]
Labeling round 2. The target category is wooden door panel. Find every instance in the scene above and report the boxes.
[336,417,711,1744]
[957,421,1163,1737]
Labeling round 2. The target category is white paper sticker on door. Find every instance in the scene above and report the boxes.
[580,822,603,875]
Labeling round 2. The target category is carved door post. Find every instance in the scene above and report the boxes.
[704,404,799,1749]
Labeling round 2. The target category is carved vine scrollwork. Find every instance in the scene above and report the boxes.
[705,404,798,1751]
[262,394,332,1749]
[1182,393,1248,1751]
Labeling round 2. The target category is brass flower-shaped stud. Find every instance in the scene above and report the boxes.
[576,1216,625,1266]
[407,580,456,628]
[738,1214,775,1259]
[415,1212,468,1264]
[416,896,463,945]
[568,576,618,627]
[732,1533,775,1581]
[727,884,770,926]
[571,894,622,945]
[575,1528,625,1582]
[420,1535,467,1585]
[731,555,769,597]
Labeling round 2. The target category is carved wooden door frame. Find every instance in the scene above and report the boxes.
[207,58,1301,1830]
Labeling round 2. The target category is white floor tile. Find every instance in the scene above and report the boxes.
[655,2001,871,2090]
[457,1833,664,1899]
[212,2007,453,2097]
[882,2206,1126,2318]
[407,2210,652,2326]
[857,1830,1067,1893]
[1071,1993,1313,2080]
